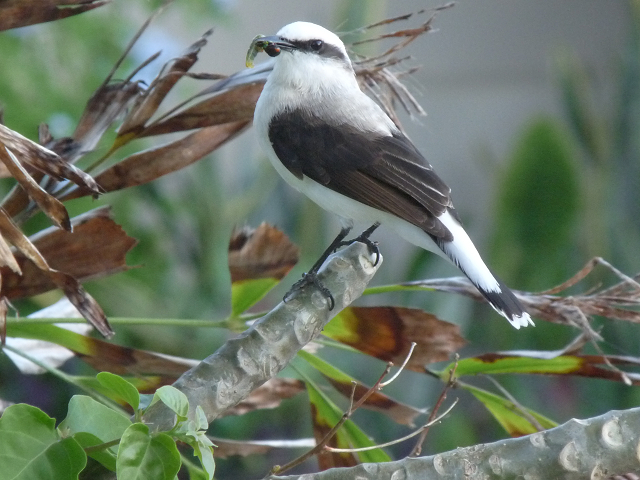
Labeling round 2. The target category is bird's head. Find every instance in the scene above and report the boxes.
[247,22,351,71]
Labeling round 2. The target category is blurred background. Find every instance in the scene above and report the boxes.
[1,0,638,477]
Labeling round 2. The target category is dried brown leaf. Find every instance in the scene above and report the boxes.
[73,81,143,156]
[228,223,299,283]
[119,29,213,136]
[141,83,263,137]
[0,147,71,231]
[0,232,20,274]
[0,0,109,31]
[0,208,115,337]
[0,124,100,194]
[63,120,249,199]
[324,307,467,371]
[1,206,137,299]
[221,378,305,417]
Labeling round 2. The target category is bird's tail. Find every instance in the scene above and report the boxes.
[436,227,533,329]
[474,272,533,329]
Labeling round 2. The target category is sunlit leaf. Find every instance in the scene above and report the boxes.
[0,404,86,479]
[463,384,557,437]
[323,306,466,370]
[152,385,189,419]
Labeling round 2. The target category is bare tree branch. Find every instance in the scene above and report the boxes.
[267,406,640,479]
[142,242,382,430]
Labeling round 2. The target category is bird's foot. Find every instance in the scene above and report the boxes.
[282,226,353,311]
[337,222,381,266]
[284,270,335,310]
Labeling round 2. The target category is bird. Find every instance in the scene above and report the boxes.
[250,21,533,329]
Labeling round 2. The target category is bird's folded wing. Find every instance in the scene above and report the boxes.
[268,111,455,240]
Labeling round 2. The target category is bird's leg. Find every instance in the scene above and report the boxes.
[338,222,381,266]
[283,226,352,310]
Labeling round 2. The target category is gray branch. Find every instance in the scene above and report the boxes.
[267,406,640,480]
[143,242,381,431]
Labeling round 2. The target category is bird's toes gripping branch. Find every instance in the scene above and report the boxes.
[337,222,381,266]
[282,223,381,310]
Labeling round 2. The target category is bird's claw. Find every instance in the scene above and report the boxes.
[283,271,335,310]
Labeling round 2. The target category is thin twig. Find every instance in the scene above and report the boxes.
[381,342,416,387]
[325,399,458,453]
[410,355,459,456]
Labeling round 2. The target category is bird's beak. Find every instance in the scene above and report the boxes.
[246,35,297,67]
[257,36,297,54]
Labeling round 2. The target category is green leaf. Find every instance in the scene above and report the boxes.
[297,350,353,383]
[116,424,181,480]
[441,355,584,378]
[97,372,141,410]
[230,278,279,315]
[0,404,86,479]
[73,432,117,471]
[463,384,557,436]
[153,385,189,420]
[59,395,131,455]
[306,380,390,464]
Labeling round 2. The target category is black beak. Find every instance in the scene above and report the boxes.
[256,36,297,57]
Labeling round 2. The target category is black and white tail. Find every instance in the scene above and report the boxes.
[437,212,533,329]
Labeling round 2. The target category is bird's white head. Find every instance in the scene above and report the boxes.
[251,22,356,96]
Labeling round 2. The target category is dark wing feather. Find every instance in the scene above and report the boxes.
[268,109,454,240]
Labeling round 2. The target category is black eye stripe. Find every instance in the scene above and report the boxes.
[285,38,348,62]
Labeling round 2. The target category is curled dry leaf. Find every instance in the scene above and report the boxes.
[63,121,249,199]
[1,206,137,299]
[141,83,263,137]
[119,29,213,137]
[73,81,144,157]
[0,0,109,31]
[0,124,100,194]
[228,223,299,283]
[0,146,71,231]
[324,306,467,371]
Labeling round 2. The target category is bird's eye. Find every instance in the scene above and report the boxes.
[310,40,323,51]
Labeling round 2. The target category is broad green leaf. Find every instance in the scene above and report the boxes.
[441,355,584,378]
[59,395,131,455]
[306,380,390,465]
[0,404,86,479]
[463,384,557,437]
[116,423,181,480]
[73,432,117,471]
[298,350,352,383]
[97,372,140,410]
[153,385,189,420]
[231,278,279,315]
